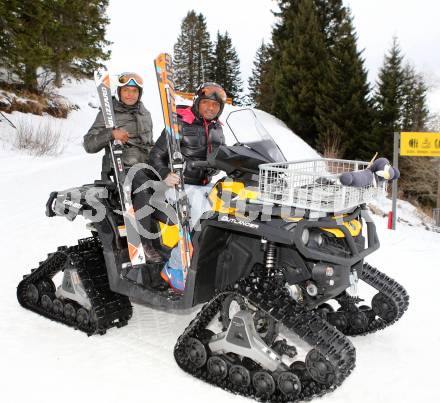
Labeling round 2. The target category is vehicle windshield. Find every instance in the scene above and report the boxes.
[226,109,286,163]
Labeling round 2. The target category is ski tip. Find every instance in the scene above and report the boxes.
[154,53,172,64]
[94,70,111,88]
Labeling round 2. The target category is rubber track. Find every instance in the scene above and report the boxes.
[339,263,409,337]
[17,237,132,336]
[174,281,356,402]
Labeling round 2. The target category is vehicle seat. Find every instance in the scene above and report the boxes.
[94,153,117,191]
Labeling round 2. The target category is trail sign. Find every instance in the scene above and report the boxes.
[400,132,440,157]
[390,131,440,231]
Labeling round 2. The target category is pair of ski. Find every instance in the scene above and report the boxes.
[93,54,192,283]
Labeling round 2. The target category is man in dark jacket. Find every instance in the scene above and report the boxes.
[149,82,227,291]
[83,72,163,264]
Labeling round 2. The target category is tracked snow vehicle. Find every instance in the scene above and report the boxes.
[17,109,408,402]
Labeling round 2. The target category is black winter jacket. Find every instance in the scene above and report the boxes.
[148,106,225,185]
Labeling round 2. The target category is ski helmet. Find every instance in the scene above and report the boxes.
[193,82,227,120]
[116,72,144,101]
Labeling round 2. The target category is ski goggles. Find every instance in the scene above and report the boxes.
[198,83,227,103]
[117,72,144,88]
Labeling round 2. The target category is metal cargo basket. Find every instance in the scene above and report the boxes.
[258,158,385,213]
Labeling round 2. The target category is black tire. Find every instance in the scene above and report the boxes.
[277,371,301,397]
[40,294,53,311]
[229,365,251,388]
[290,360,312,381]
[372,292,398,322]
[64,303,76,321]
[207,356,228,379]
[348,310,369,332]
[359,304,376,322]
[305,349,336,385]
[26,284,39,304]
[252,371,276,397]
[327,311,348,332]
[76,308,90,326]
[185,337,207,368]
[90,308,99,325]
[52,298,64,315]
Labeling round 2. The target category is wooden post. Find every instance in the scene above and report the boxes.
[437,167,440,208]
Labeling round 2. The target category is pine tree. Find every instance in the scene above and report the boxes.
[0,0,111,91]
[43,0,111,87]
[314,0,345,47]
[265,0,372,156]
[373,38,433,207]
[174,11,197,92]
[372,37,406,159]
[0,0,50,91]
[269,0,335,147]
[195,13,213,85]
[212,31,243,103]
[0,1,7,54]
[173,11,213,92]
[316,3,373,160]
[248,41,271,108]
[401,64,429,131]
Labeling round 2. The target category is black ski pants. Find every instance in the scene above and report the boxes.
[131,168,155,247]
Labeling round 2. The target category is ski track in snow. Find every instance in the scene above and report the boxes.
[1,80,439,403]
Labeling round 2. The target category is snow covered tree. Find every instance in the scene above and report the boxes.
[173,11,213,92]
[212,31,243,103]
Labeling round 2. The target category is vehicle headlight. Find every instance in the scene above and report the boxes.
[314,233,324,246]
[301,228,310,244]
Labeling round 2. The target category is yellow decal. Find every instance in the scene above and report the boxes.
[159,222,179,248]
[208,181,259,215]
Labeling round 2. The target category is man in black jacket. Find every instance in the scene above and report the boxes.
[84,72,163,264]
[148,82,227,290]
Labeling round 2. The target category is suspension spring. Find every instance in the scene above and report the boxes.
[264,241,277,272]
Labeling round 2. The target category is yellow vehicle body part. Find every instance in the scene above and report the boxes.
[208,180,362,238]
[321,219,362,238]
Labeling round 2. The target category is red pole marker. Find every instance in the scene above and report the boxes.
[387,211,393,229]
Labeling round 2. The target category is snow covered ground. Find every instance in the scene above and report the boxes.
[1,80,439,403]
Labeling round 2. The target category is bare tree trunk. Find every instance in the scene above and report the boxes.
[54,62,62,87]
[24,64,38,93]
